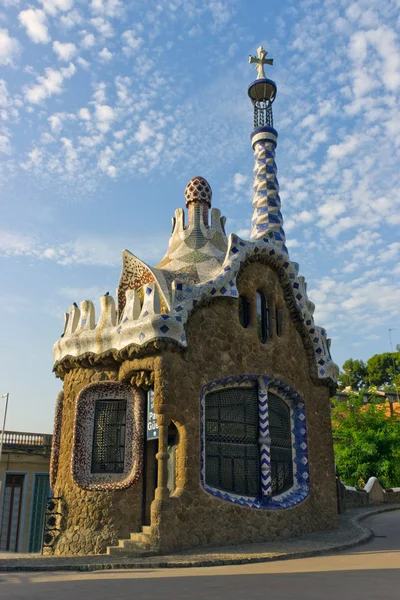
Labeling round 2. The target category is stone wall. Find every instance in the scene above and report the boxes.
[51,366,146,556]
[344,477,400,510]
[149,262,338,553]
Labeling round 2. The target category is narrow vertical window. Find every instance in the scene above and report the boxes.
[275,307,283,337]
[256,291,269,343]
[238,295,250,328]
[91,400,127,473]
[269,393,293,495]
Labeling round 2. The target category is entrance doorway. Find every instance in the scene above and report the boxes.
[0,474,25,552]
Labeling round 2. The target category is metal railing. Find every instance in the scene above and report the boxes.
[1,430,52,448]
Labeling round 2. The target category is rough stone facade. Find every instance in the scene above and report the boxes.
[51,367,143,556]
[149,262,338,553]
[50,261,338,556]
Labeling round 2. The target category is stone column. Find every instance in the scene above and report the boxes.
[250,126,287,252]
[155,413,170,501]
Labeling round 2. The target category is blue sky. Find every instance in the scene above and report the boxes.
[0,0,399,433]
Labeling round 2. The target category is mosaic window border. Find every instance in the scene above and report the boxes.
[50,390,64,490]
[200,375,310,510]
[72,382,144,491]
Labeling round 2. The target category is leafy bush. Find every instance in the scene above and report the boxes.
[332,393,400,489]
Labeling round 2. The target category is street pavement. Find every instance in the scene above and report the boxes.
[0,510,399,600]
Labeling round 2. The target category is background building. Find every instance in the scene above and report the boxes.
[0,431,51,553]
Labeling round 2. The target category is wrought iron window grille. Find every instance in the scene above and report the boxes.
[204,386,294,498]
[91,400,127,474]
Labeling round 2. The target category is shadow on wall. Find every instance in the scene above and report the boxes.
[342,477,400,510]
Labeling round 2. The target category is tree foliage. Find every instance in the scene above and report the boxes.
[332,393,400,488]
[338,352,400,392]
[338,358,367,390]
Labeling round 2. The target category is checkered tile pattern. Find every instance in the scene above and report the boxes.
[250,129,287,252]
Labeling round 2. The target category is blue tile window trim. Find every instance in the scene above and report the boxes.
[200,374,310,510]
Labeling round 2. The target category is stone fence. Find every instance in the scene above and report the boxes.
[343,477,400,510]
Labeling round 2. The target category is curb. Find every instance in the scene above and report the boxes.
[1,504,399,573]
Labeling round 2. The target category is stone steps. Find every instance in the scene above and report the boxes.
[106,528,155,557]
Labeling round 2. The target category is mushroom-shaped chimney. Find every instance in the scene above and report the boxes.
[185,176,212,227]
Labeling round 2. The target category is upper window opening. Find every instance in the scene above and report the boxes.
[256,291,270,343]
[275,307,283,337]
[238,295,250,328]
[204,386,261,497]
[91,400,127,474]
[268,393,293,495]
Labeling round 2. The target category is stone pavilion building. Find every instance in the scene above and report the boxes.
[49,48,339,556]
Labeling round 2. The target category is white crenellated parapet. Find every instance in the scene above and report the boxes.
[139,283,161,319]
[120,290,141,322]
[54,234,339,386]
[54,285,181,363]
[78,300,96,331]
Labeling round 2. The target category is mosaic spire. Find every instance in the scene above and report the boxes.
[248,47,286,251]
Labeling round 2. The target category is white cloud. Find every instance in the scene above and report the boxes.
[98,145,117,177]
[98,46,112,61]
[121,29,142,56]
[61,136,78,172]
[53,40,77,61]
[80,31,96,48]
[233,172,248,190]
[90,17,114,38]
[0,231,38,257]
[18,8,50,44]
[77,56,90,69]
[327,135,359,160]
[89,0,123,17]
[38,0,73,16]
[0,133,11,154]
[134,122,154,144]
[24,63,76,104]
[0,28,21,66]
[59,9,82,28]
[78,107,91,120]
[94,103,114,132]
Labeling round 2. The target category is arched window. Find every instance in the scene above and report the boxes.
[256,291,270,343]
[275,307,283,337]
[268,393,293,495]
[200,375,308,510]
[238,295,250,328]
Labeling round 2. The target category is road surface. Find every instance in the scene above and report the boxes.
[1,511,399,600]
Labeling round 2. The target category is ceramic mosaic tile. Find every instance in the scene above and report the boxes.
[72,382,144,491]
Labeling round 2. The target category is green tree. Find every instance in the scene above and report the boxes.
[332,393,400,488]
[338,358,368,390]
[366,352,400,390]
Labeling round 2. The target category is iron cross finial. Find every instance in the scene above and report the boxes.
[249,46,274,80]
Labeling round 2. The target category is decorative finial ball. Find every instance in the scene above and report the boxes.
[185,176,212,207]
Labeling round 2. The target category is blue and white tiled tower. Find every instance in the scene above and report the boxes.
[248,47,286,252]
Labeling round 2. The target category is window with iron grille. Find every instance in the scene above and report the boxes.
[269,393,293,494]
[204,386,294,499]
[91,400,127,474]
[204,387,261,497]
